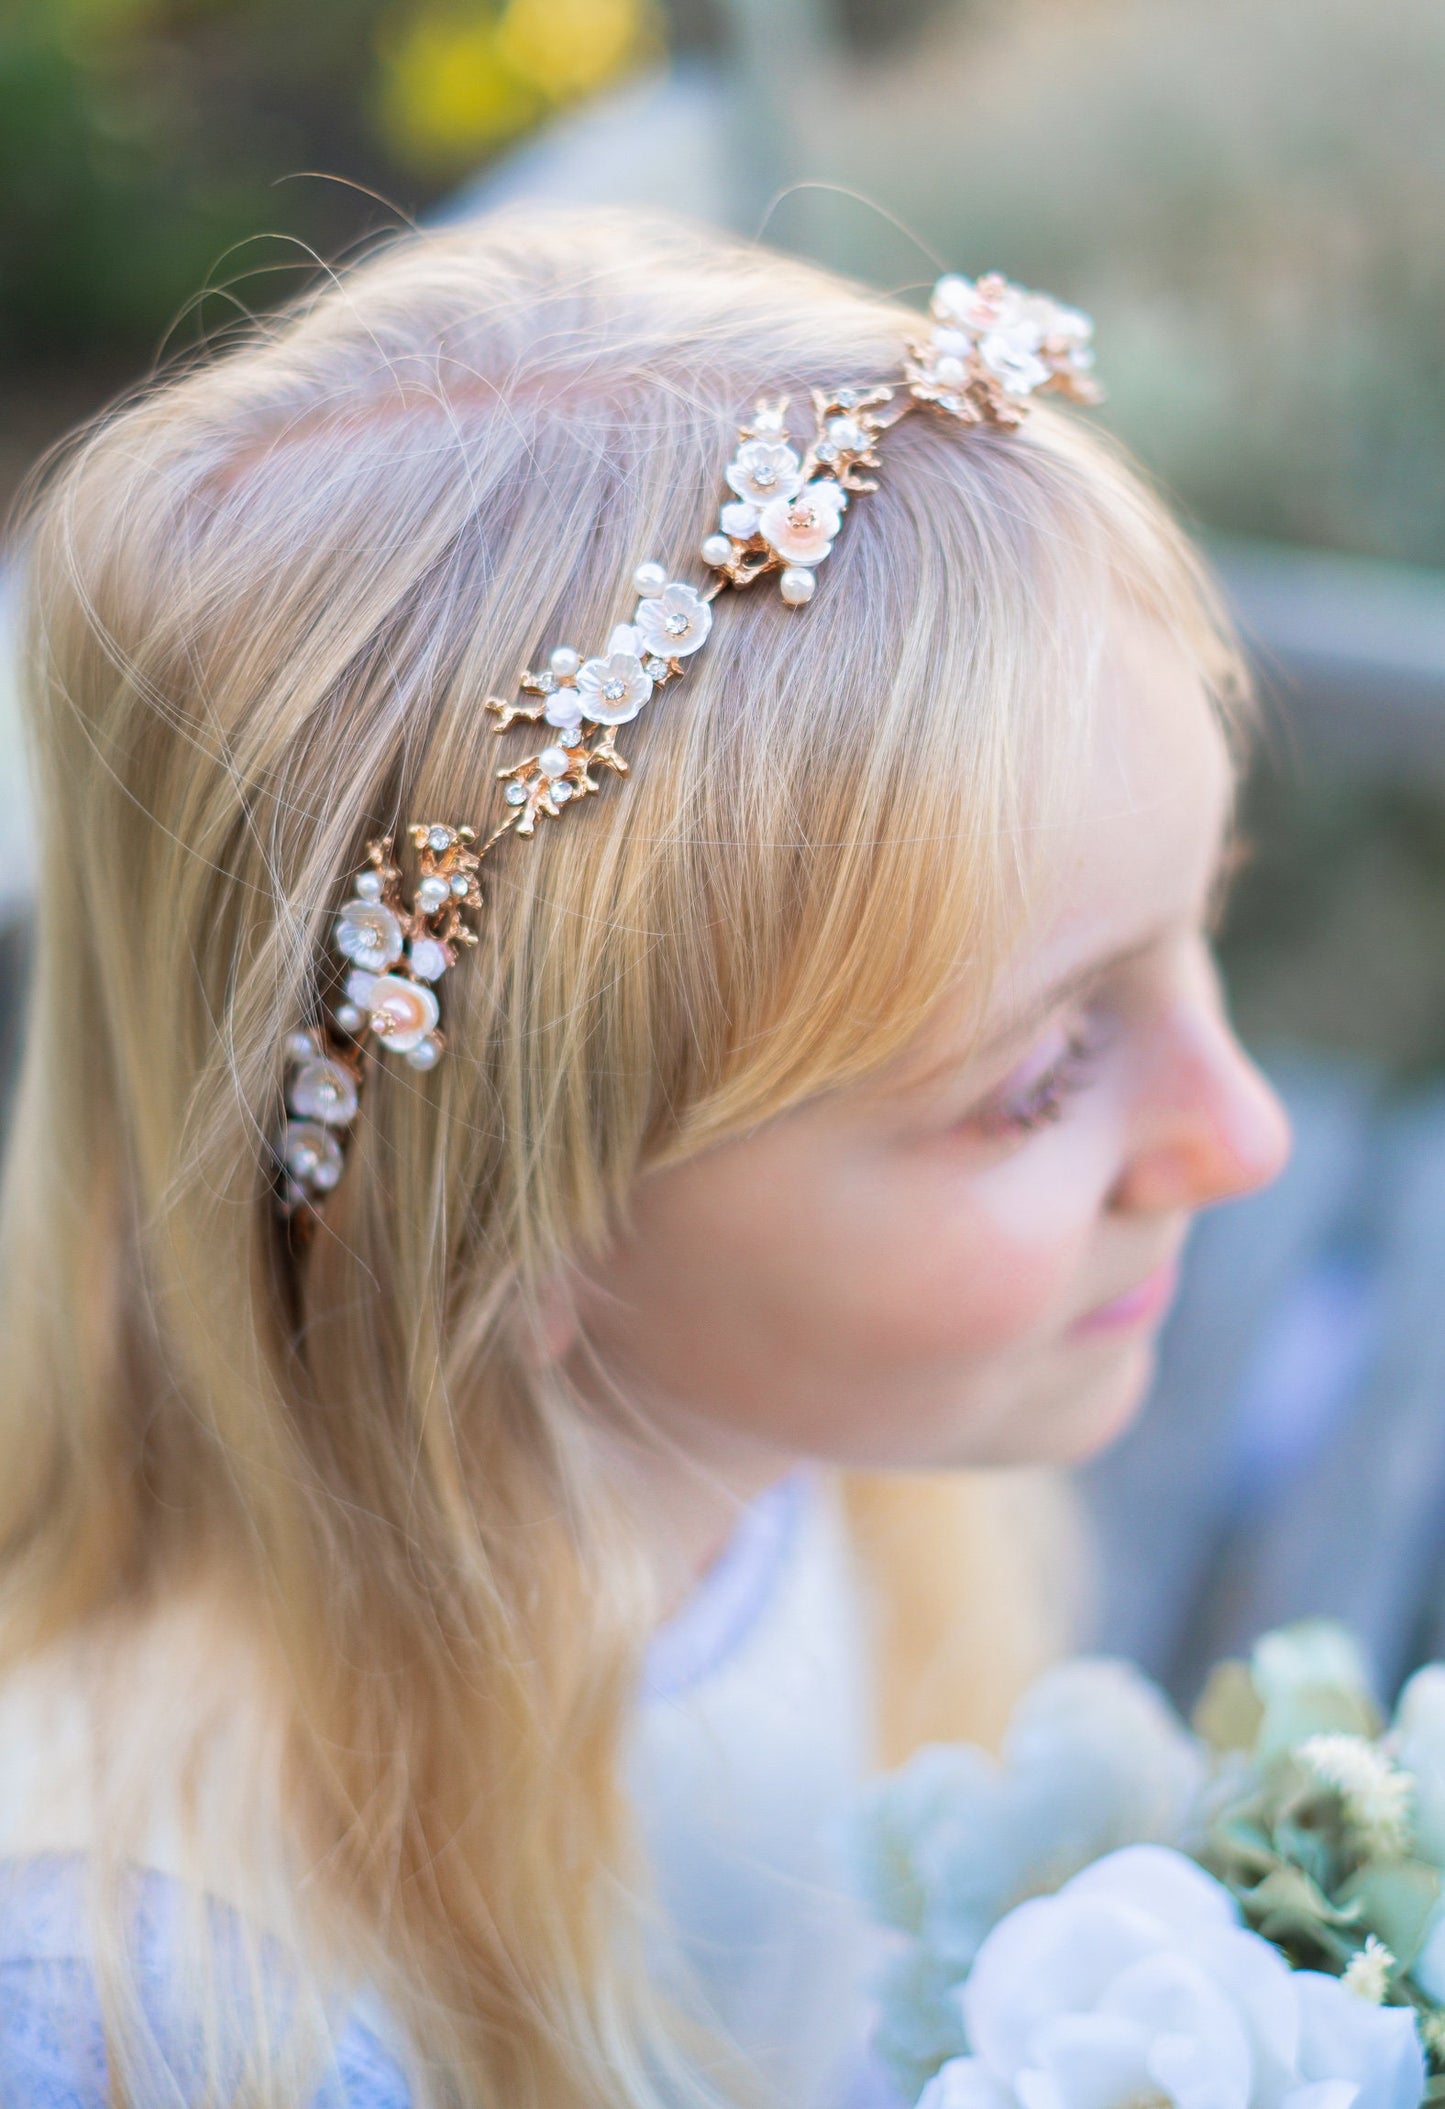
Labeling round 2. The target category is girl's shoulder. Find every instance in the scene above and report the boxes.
[0,1853,414,2108]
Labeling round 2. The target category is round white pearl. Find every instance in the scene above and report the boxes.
[537,745,570,779]
[406,1034,443,1072]
[354,870,383,901]
[416,875,450,915]
[335,1003,364,1035]
[701,533,733,567]
[285,1029,318,1064]
[632,560,667,597]
[549,645,581,679]
[780,567,816,606]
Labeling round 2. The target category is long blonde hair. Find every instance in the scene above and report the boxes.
[0,211,1242,2106]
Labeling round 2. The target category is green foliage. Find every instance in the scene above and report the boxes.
[1193,1623,1445,2059]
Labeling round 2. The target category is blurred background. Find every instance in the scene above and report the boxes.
[2,0,1444,1704]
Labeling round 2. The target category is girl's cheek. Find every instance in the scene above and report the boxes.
[917,1110,1122,1352]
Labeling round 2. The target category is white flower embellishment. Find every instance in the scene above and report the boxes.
[726,438,805,508]
[908,271,1100,426]
[574,625,654,726]
[758,479,848,567]
[633,581,712,659]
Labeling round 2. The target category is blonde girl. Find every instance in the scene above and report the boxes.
[0,211,1287,2108]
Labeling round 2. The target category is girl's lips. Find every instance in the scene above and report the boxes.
[1073,1256,1181,1338]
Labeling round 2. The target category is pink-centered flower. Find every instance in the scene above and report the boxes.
[757,478,848,567]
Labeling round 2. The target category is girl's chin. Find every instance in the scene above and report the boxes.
[1045,1335,1159,1465]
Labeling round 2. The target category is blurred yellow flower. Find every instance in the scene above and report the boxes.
[376,0,658,175]
[497,0,653,101]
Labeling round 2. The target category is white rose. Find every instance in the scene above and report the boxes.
[757,478,848,567]
[905,1661,1208,1968]
[917,1846,1424,2109]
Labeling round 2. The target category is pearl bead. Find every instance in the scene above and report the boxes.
[335,1003,364,1035]
[780,567,816,606]
[285,1029,318,1065]
[548,645,581,679]
[406,1033,443,1071]
[537,745,570,779]
[354,870,383,901]
[701,533,733,567]
[415,875,450,915]
[632,560,668,597]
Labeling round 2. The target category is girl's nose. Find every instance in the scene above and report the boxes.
[1110,984,1292,1219]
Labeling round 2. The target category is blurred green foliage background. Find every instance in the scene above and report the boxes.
[0,0,662,494]
[5,0,1443,569]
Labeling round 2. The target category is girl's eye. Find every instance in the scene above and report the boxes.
[975,1026,1100,1141]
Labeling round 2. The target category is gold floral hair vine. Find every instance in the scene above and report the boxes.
[277,273,1101,1218]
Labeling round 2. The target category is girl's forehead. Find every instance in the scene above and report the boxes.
[886,616,1234,1094]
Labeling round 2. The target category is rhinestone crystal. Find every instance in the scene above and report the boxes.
[427,825,453,853]
[504,782,528,805]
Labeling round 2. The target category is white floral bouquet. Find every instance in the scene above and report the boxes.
[849,1624,1445,2109]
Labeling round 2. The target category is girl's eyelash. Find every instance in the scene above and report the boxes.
[996,1030,1098,1136]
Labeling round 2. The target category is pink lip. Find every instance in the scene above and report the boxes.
[1073,1257,1181,1338]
